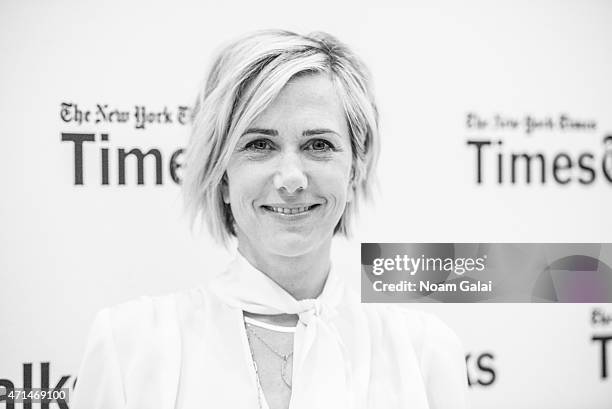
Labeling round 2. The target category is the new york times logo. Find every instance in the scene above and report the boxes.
[0,362,74,409]
[61,133,184,186]
[59,102,189,186]
[591,307,612,380]
[60,103,191,130]
[465,112,612,186]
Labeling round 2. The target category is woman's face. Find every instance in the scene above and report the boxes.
[224,73,353,257]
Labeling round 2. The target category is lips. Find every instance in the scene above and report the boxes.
[262,204,320,215]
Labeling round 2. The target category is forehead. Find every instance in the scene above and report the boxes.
[250,73,347,129]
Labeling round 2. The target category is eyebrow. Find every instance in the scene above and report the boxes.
[302,129,340,137]
[241,128,340,137]
[242,128,278,136]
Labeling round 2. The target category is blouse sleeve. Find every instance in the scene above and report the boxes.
[419,313,469,409]
[70,309,126,409]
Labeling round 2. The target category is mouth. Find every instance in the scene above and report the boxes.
[261,204,321,216]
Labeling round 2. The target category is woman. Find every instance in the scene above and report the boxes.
[71,30,468,409]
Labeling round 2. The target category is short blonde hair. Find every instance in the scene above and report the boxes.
[183,29,379,246]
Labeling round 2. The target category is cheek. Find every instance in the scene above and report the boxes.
[226,160,270,204]
[312,159,353,205]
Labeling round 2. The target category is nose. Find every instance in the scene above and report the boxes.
[273,153,308,194]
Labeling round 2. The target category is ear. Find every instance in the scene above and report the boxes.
[221,173,230,204]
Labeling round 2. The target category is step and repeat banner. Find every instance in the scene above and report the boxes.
[1,1,611,408]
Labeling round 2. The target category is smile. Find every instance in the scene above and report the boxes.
[262,204,320,215]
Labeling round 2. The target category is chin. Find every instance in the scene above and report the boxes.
[264,233,320,257]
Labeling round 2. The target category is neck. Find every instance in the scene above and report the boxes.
[236,237,332,301]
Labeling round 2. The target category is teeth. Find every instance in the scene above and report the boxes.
[269,206,313,215]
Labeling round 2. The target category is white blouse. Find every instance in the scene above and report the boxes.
[71,253,468,409]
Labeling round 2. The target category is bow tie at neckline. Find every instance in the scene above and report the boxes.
[209,251,344,320]
[208,252,352,409]
[297,299,324,326]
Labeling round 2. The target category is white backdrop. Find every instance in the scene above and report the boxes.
[1,1,611,408]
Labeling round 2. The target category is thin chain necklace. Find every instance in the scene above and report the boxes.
[244,323,264,409]
[245,323,293,389]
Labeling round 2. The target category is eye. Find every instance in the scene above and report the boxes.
[245,139,274,151]
[305,139,334,151]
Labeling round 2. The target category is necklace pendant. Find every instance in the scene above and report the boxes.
[281,357,292,389]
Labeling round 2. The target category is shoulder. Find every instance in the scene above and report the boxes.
[103,290,187,328]
[106,288,206,319]
[350,302,463,363]
[402,306,463,357]
[358,305,468,407]
[74,289,208,409]
[401,308,465,374]
[396,307,463,356]
[96,288,209,355]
